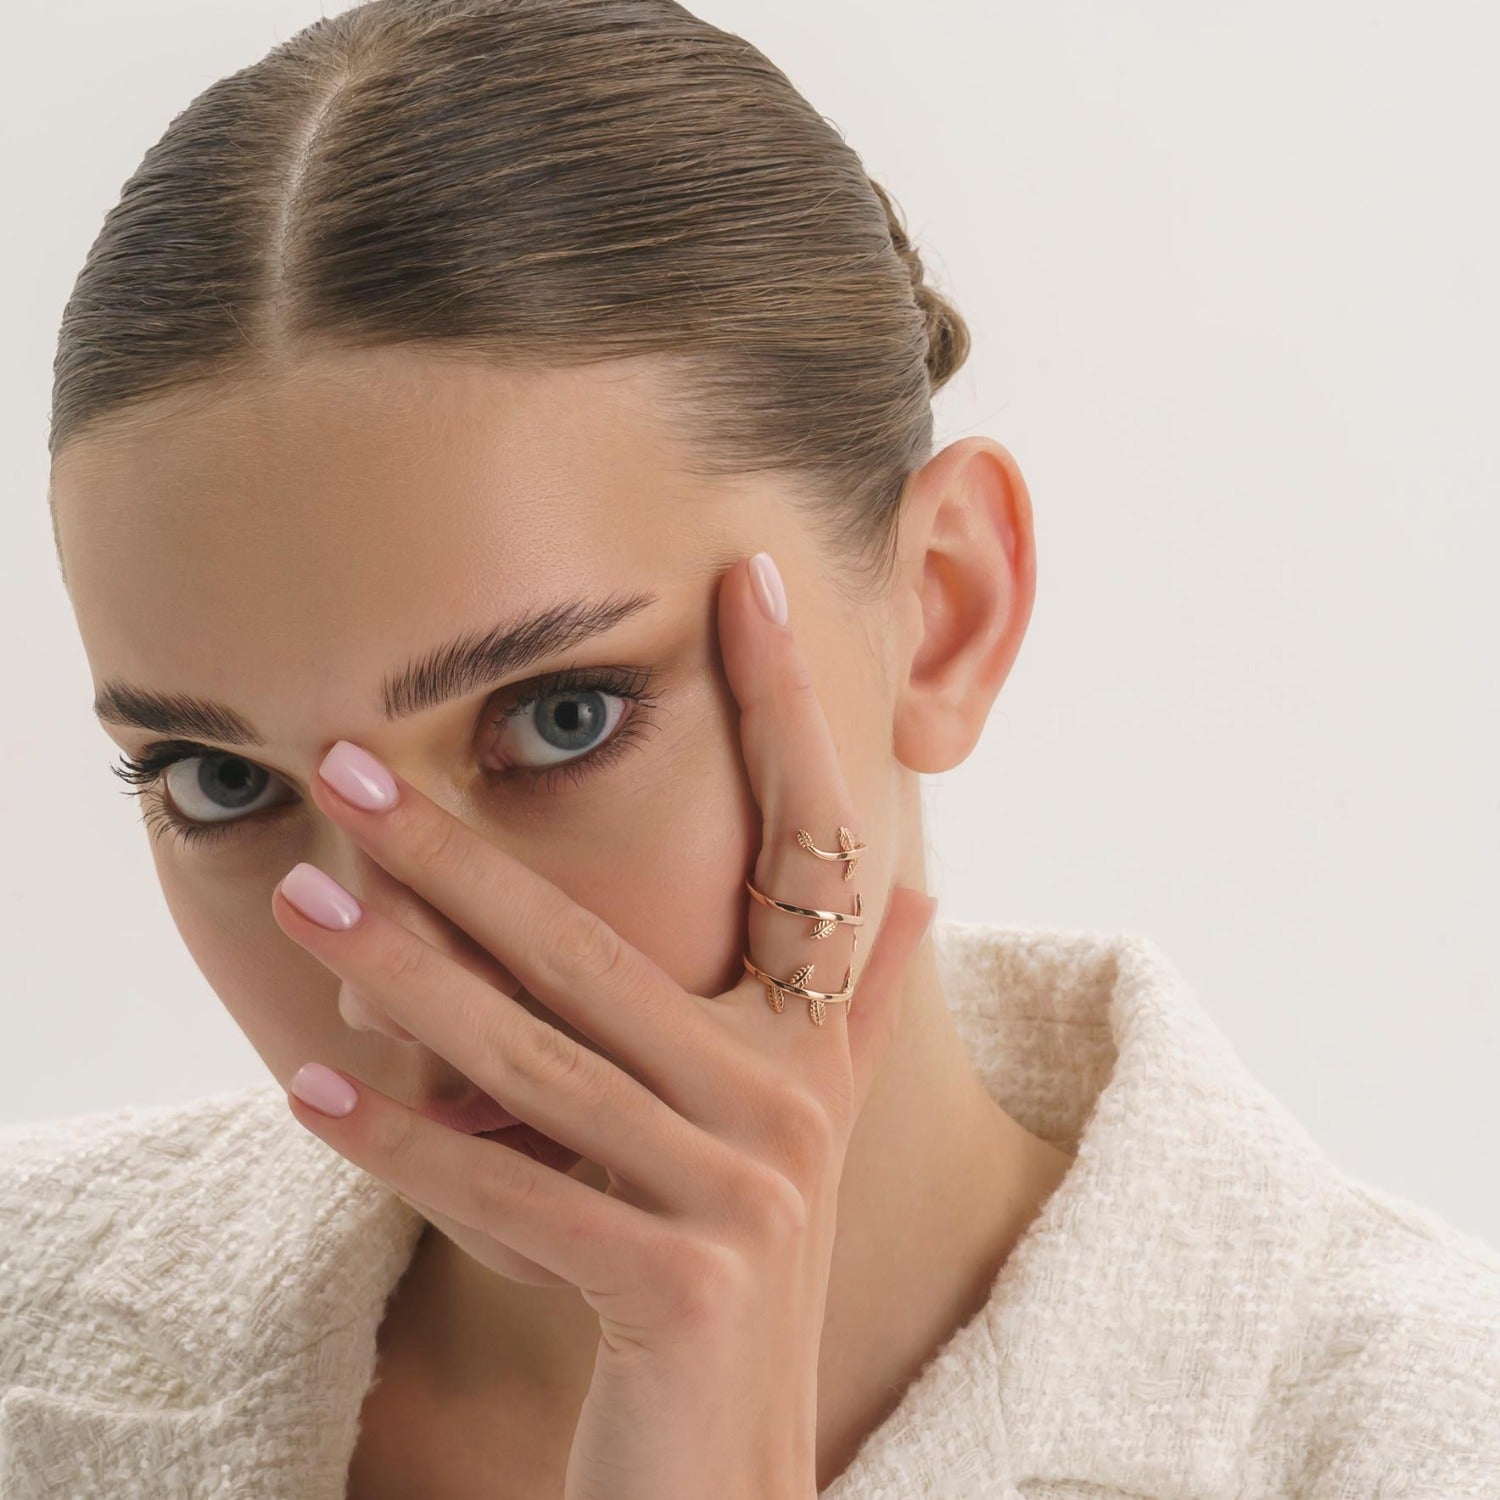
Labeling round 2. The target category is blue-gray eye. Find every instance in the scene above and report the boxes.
[495,687,628,769]
[160,753,291,823]
[110,664,664,850]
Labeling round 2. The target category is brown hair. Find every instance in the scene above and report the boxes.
[48,0,970,596]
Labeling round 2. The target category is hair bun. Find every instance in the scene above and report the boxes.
[869,178,971,390]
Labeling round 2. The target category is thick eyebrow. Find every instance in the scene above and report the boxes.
[92,588,661,748]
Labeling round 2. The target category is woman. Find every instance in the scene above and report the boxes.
[4,1,1497,1496]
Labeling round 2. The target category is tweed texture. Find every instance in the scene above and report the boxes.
[2,921,1497,1498]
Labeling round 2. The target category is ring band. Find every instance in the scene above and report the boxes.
[742,951,854,1028]
[744,880,863,938]
[742,822,867,1026]
[794,825,867,882]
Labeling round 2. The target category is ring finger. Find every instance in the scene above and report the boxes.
[285,1066,670,1293]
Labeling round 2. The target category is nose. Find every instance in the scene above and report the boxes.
[322,843,523,1043]
[339,982,419,1042]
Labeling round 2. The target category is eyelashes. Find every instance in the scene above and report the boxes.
[111,664,664,852]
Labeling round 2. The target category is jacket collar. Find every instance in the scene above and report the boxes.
[2,1075,427,1497]
[71,1081,426,1392]
[820,925,1336,1497]
[2,923,1335,1499]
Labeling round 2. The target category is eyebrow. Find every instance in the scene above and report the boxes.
[92,588,661,748]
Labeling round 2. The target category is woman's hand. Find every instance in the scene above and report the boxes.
[270,551,938,1500]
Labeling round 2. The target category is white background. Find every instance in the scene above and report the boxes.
[1,2,1495,1246]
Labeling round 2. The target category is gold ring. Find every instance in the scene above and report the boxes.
[794,825,866,881]
[742,951,854,1028]
[740,821,867,1025]
[744,879,863,938]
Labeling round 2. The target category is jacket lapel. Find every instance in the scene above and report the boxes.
[0,1082,426,1499]
[3,925,1335,1499]
[985,930,1336,1495]
[824,926,1335,1498]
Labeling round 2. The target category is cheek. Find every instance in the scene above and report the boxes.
[152,852,355,1081]
[548,633,894,1005]
[537,713,760,1002]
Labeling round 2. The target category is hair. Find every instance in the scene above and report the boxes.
[48,0,971,599]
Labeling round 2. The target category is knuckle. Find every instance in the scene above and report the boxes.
[783,658,816,701]
[540,902,623,987]
[369,1107,423,1174]
[741,657,816,738]
[405,809,469,881]
[508,1013,587,1093]
[614,961,672,1025]
[372,931,430,988]
[737,1159,809,1244]
[759,1079,837,1181]
[655,1234,746,1329]
[762,807,860,874]
[471,1139,538,1217]
[760,1074,831,1144]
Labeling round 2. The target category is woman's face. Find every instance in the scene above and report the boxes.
[48,346,905,1285]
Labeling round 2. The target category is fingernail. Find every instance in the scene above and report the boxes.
[279,862,364,930]
[289,1062,359,1117]
[319,740,399,811]
[750,551,788,626]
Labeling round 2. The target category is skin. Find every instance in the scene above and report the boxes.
[49,346,1076,1494]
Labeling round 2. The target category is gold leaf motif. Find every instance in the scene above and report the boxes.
[795,825,863,879]
[839,825,859,880]
[809,917,835,940]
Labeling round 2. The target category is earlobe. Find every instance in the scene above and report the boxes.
[889,438,1036,775]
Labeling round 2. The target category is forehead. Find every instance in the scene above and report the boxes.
[52,349,736,742]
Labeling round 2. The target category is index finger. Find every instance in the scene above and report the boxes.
[717,552,867,1033]
[304,742,727,1085]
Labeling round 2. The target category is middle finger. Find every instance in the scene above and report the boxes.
[272,868,736,1210]
[302,741,739,1110]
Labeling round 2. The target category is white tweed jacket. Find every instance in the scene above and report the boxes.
[2,921,1498,1499]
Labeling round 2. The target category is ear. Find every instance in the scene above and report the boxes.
[889,438,1036,774]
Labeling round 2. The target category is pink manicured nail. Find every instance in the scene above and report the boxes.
[279,862,363,929]
[318,740,398,811]
[750,551,788,626]
[289,1062,359,1117]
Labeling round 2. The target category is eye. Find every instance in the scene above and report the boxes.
[161,754,290,823]
[110,744,298,850]
[109,663,664,850]
[484,665,662,790]
[493,685,626,769]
